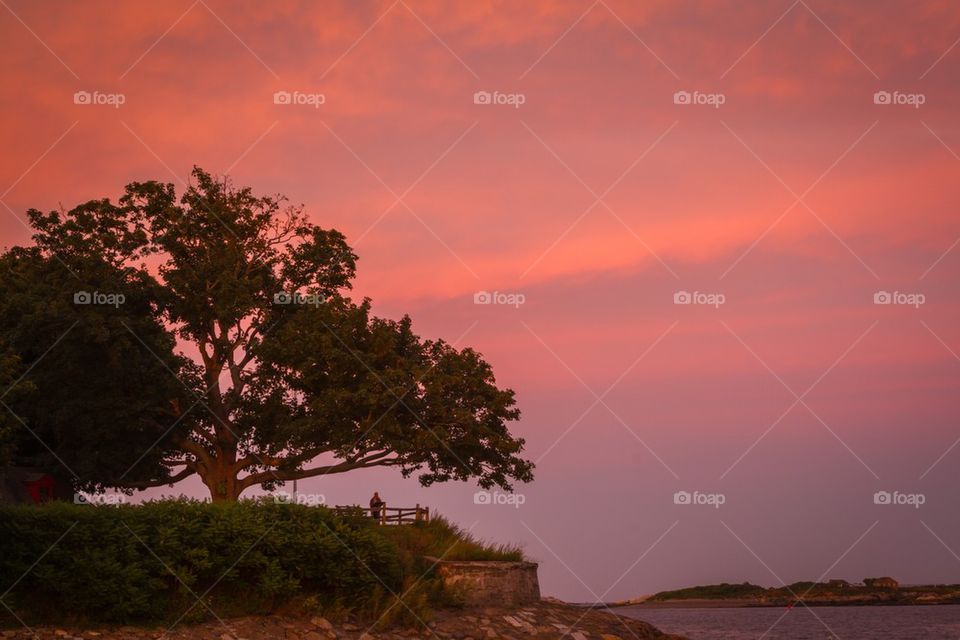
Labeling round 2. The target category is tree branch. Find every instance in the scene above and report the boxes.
[117,466,196,489]
[237,452,400,490]
[172,435,213,470]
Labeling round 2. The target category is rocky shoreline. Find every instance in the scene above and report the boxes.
[611,580,960,609]
[0,600,686,640]
[617,592,960,609]
[624,596,960,608]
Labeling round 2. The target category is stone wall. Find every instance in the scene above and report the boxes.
[425,557,541,606]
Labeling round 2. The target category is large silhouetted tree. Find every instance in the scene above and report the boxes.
[0,168,533,501]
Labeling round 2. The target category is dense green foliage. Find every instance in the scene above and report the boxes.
[0,348,26,467]
[0,500,397,623]
[650,582,767,600]
[0,501,522,625]
[0,247,191,492]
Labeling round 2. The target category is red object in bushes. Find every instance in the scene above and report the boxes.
[21,473,56,504]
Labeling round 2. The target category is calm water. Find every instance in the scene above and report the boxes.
[617,605,960,639]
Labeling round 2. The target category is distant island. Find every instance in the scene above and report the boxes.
[610,578,960,608]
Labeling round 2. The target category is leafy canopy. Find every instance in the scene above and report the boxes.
[0,167,533,499]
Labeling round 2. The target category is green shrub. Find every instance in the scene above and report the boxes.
[379,515,524,565]
[0,499,401,623]
[360,577,440,630]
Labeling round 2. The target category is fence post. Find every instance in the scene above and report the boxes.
[415,503,420,522]
[380,503,386,525]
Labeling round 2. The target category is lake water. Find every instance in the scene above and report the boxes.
[617,604,960,639]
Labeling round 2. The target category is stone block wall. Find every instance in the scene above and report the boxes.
[426,558,541,606]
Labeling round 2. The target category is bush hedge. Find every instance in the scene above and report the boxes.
[0,499,401,623]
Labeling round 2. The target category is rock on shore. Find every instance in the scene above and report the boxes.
[1,600,685,640]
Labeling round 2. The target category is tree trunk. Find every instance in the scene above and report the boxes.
[201,464,243,502]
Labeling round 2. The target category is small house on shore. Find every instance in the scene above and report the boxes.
[864,577,899,589]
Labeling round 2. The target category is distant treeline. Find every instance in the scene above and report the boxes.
[650,581,960,605]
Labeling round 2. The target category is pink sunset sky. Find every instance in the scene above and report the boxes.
[2,0,960,601]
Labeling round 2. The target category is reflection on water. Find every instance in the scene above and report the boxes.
[617,604,960,640]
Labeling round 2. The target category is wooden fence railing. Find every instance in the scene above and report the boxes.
[333,503,430,525]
